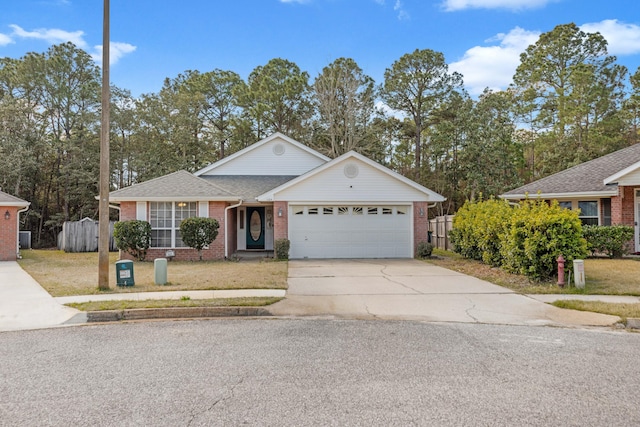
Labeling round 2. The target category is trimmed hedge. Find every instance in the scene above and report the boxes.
[583,225,634,258]
[179,217,220,261]
[451,199,588,281]
[275,239,290,260]
[415,242,433,258]
[113,220,151,261]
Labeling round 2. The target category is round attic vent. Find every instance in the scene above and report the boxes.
[273,143,285,156]
[344,163,359,179]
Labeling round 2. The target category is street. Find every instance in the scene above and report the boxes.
[1,319,639,426]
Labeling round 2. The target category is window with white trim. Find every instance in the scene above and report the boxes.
[578,201,599,226]
[150,201,197,248]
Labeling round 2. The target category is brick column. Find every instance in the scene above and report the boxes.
[0,207,20,261]
[273,201,288,241]
[413,202,429,257]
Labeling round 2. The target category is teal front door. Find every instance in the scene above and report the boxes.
[246,207,265,249]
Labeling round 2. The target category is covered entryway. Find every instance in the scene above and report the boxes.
[288,205,411,258]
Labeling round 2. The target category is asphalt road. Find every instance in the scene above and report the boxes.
[1,319,639,426]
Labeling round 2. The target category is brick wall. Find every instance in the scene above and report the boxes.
[611,186,636,226]
[273,201,288,241]
[117,201,228,261]
[0,206,19,261]
[413,201,430,258]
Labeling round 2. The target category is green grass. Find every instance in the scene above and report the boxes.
[552,300,640,321]
[66,297,283,311]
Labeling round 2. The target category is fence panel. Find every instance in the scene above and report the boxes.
[58,219,116,252]
[429,215,454,250]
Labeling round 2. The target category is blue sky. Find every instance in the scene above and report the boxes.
[1,0,639,97]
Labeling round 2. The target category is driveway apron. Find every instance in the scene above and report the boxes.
[0,262,84,332]
[269,259,619,327]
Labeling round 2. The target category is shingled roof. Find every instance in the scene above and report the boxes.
[200,175,297,201]
[502,144,640,198]
[0,190,29,206]
[109,170,238,201]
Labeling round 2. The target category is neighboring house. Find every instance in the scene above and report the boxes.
[0,190,30,261]
[501,143,640,252]
[109,133,445,260]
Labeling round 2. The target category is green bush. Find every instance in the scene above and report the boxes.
[583,225,634,258]
[415,242,433,258]
[450,198,513,266]
[450,200,483,261]
[275,239,290,260]
[179,217,220,261]
[500,200,588,281]
[113,220,151,261]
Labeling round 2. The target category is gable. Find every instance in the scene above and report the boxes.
[258,152,445,203]
[196,133,329,176]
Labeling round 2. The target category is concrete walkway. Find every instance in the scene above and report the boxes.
[0,262,85,332]
[268,259,622,328]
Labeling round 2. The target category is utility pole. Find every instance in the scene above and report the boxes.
[98,0,110,290]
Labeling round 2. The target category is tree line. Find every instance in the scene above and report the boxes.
[1,23,639,247]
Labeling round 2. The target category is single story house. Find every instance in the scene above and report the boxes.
[0,190,30,261]
[109,133,445,260]
[501,143,640,252]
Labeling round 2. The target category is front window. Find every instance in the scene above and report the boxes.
[150,202,197,248]
[578,201,599,226]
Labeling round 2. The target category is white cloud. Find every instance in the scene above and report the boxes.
[449,27,540,96]
[441,0,552,12]
[0,33,13,46]
[91,42,137,66]
[9,24,136,66]
[581,19,640,56]
[10,24,87,48]
[394,0,410,20]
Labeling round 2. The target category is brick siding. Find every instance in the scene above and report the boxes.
[0,207,20,261]
[273,201,288,241]
[413,201,430,258]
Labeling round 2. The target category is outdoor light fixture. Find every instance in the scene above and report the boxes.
[278,207,283,217]
[419,208,425,217]
[4,210,9,220]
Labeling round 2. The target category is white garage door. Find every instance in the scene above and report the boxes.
[288,205,412,258]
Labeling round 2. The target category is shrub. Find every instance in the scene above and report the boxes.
[275,239,290,260]
[179,217,220,261]
[450,198,513,266]
[583,225,634,258]
[415,242,433,258]
[500,200,588,281]
[113,220,151,261]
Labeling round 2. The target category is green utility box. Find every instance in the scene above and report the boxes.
[115,260,135,287]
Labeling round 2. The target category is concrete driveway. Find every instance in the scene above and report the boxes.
[268,259,619,327]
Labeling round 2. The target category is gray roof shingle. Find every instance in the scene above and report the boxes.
[502,144,640,197]
[200,175,298,201]
[109,170,237,200]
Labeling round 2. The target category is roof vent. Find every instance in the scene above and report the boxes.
[273,143,285,156]
[344,163,359,179]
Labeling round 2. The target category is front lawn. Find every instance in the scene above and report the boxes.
[426,249,640,296]
[18,250,288,297]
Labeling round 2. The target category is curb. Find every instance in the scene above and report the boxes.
[626,318,640,330]
[87,306,272,323]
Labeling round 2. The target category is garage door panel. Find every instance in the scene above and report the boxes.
[289,205,411,259]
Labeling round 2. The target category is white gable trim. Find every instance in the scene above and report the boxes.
[257,150,445,202]
[500,190,619,200]
[194,132,331,176]
[604,161,640,185]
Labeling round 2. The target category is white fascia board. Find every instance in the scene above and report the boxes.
[109,196,241,203]
[604,161,640,184]
[286,201,414,205]
[194,132,331,176]
[257,150,446,202]
[500,190,618,200]
[0,201,30,207]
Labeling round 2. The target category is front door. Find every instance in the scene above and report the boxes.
[246,207,265,250]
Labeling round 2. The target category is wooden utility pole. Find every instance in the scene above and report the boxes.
[98,0,110,290]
